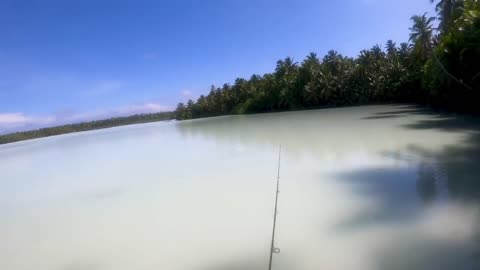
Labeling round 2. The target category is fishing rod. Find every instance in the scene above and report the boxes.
[268,145,282,270]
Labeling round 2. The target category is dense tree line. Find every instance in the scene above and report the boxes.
[0,112,174,145]
[2,1,478,144]
[175,0,480,120]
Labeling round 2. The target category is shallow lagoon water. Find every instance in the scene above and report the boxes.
[1,105,480,270]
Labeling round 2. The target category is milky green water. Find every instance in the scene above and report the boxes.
[1,105,480,270]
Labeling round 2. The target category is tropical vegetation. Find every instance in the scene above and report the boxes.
[1,0,478,144]
[175,0,480,120]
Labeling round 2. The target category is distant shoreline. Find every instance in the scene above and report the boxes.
[0,104,396,145]
[0,111,174,145]
[0,103,465,146]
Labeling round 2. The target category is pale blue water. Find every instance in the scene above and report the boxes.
[1,105,480,270]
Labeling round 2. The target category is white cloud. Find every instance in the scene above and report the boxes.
[0,113,31,125]
[0,113,55,134]
[116,103,171,115]
[55,102,172,123]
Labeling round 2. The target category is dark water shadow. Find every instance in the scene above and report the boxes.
[403,116,480,132]
[375,236,480,270]
[401,115,480,201]
[332,165,443,231]
[361,105,444,120]
[176,105,480,269]
[361,115,403,120]
[373,107,429,115]
[348,109,480,210]
[374,109,425,115]
[359,111,480,201]
[339,110,480,270]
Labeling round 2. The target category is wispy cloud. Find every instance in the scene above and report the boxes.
[55,102,173,123]
[116,103,170,115]
[0,113,55,134]
[0,113,31,125]
[0,102,173,134]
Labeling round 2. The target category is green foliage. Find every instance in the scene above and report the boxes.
[3,0,479,144]
[423,0,480,110]
[409,13,436,62]
[175,0,480,120]
[175,43,419,120]
[431,0,465,33]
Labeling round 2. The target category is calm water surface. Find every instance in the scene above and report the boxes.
[1,105,480,270]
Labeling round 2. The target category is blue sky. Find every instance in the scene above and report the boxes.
[0,0,435,132]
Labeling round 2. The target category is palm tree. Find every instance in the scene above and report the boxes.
[304,71,328,106]
[431,0,464,33]
[274,57,299,109]
[323,50,342,75]
[275,57,298,78]
[305,52,320,64]
[370,45,385,60]
[385,40,397,57]
[409,13,436,60]
[299,53,322,105]
[397,42,412,64]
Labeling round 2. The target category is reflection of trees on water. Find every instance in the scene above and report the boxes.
[415,160,451,205]
[176,105,480,270]
[332,112,480,270]
[416,162,438,204]
[408,133,480,204]
[176,105,480,205]
[175,105,429,159]
[373,112,480,270]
